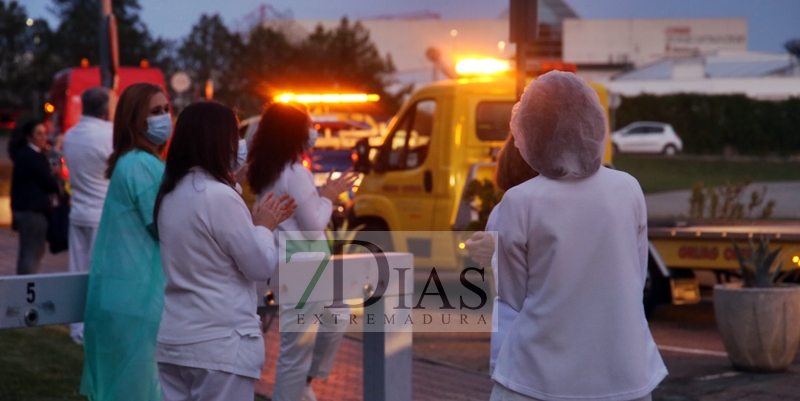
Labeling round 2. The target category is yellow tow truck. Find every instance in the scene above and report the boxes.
[347,70,611,231]
[346,62,800,315]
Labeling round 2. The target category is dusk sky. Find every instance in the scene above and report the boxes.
[22,0,800,53]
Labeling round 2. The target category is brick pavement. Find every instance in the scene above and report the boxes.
[256,321,493,401]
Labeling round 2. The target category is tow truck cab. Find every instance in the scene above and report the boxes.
[347,74,612,233]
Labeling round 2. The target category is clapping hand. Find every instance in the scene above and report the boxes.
[318,170,359,202]
[233,163,250,185]
[252,192,297,231]
[465,231,496,267]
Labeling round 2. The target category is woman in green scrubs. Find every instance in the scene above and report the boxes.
[80,83,171,401]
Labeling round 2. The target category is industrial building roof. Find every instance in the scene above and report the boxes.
[614,51,799,81]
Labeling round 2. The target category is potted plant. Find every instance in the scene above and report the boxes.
[714,236,800,372]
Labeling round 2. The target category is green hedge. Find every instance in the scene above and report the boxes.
[616,94,800,155]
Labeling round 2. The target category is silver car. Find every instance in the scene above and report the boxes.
[611,122,683,156]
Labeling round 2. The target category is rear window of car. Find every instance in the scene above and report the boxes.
[476,101,514,141]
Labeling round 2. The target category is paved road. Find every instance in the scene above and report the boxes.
[649,300,800,400]
[645,182,800,220]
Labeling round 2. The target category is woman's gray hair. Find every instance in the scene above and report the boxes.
[81,87,110,119]
[510,71,607,179]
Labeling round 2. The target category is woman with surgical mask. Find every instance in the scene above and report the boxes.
[247,103,357,401]
[491,71,666,401]
[80,83,172,401]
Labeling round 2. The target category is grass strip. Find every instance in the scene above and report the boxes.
[0,325,86,400]
[614,156,800,194]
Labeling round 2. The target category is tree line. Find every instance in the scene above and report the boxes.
[0,0,410,119]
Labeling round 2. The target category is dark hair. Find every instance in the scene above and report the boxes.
[7,120,43,161]
[153,102,239,223]
[106,83,164,179]
[81,87,110,118]
[247,102,310,194]
[495,135,538,192]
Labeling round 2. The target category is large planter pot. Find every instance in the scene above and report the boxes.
[714,282,800,372]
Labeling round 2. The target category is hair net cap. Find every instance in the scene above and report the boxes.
[510,71,607,179]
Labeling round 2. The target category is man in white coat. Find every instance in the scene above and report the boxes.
[62,87,113,345]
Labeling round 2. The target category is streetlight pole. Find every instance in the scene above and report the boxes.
[99,0,119,119]
[509,0,538,100]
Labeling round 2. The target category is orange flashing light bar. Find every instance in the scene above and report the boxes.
[44,102,55,113]
[530,61,577,74]
[276,93,380,104]
[455,58,510,76]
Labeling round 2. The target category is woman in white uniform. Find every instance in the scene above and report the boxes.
[465,135,537,375]
[247,103,358,401]
[491,71,667,401]
[154,102,296,401]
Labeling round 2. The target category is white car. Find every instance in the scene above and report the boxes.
[611,122,683,156]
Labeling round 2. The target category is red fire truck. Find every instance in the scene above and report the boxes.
[45,66,167,135]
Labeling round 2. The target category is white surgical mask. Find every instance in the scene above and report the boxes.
[144,114,172,145]
[304,128,318,151]
[232,138,247,170]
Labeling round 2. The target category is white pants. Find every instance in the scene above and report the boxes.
[272,302,349,401]
[158,363,254,401]
[68,224,98,342]
[490,383,652,401]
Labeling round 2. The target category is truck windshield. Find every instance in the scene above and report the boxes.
[385,99,436,170]
[476,101,514,141]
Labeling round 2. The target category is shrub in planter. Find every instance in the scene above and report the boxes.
[714,236,800,372]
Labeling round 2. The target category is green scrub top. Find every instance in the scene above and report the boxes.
[80,150,165,401]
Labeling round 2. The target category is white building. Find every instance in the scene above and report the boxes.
[285,6,799,100]
[607,51,800,100]
[291,0,579,89]
[563,18,748,80]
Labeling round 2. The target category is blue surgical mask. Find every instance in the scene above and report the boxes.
[232,138,247,170]
[144,114,172,145]
[305,128,318,151]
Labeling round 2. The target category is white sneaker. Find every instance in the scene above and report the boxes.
[301,383,318,401]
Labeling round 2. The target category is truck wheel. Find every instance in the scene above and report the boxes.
[643,260,670,318]
[663,144,677,156]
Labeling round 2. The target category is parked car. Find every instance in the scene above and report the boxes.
[611,122,683,156]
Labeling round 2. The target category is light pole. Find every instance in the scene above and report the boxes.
[99,0,119,118]
[509,0,538,100]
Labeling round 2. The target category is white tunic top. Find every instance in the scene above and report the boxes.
[493,167,667,401]
[257,161,332,241]
[62,115,113,226]
[486,205,518,375]
[156,169,278,379]
[255,161,332,307]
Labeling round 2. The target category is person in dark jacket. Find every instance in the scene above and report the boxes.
[8,121,59,275]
